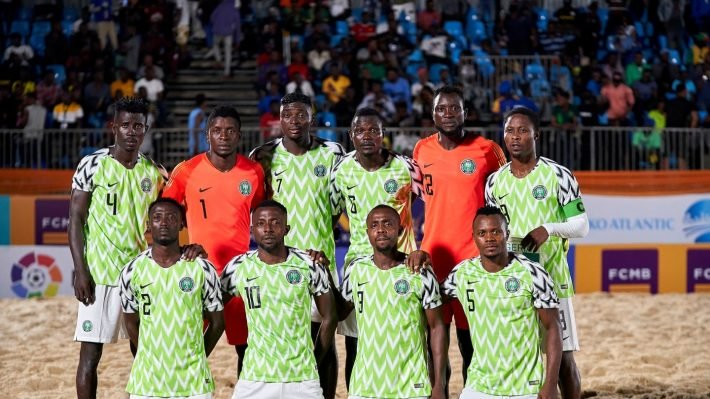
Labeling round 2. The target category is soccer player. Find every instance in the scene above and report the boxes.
[249,92,343,398]
[331,107,423,387]
[338,205,447,399]
[120,198,224,399]
[163,105,265,373]
[221,200,337,399]
[485,106,589,399]
[442,206,562,399]
[412,85,506,383]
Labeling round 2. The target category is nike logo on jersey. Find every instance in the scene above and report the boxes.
[357,281,369,287]
[423,163,434,168]
[139,282,153,289]
[199,187,212,192]
[274,170,286,177]
[498,193,509,200]
[467,280,479,285]
[246,276,259,282]
[108,182,118,188]
[346,184,359,190]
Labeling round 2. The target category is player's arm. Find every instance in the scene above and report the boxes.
[334,259,356,321]
[69,188,94,304]
[422,267,448,399]
[202,260,225,356]
[161,161,187,204]
[538,307,562,399]
[119,260,140,346]
[404,249,432,274]
[311,262,337,364]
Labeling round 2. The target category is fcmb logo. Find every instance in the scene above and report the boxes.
[10,251,63,298]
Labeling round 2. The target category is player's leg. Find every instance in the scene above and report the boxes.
[224,297,249,376]
[344,336,357,389]
[77,342,103,399]
[557,298,581,399]
[452,299,473,383]
[311,321,338,399]
[235,344,247,375]
[428,302,453,397]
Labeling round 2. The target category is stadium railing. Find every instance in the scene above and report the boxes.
[1,126,707,171]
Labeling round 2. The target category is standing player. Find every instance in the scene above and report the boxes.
[163,105,265,373]
[338,205,447,399]
[69,97,165,399]
[412,85,506,383]
[331,107,423,387]
[485,106,589,399]
[221,200,337,399]
[250,92,343,398]
[120,198,224,399]
[442,206,562,399]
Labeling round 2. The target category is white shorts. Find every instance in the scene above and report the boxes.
[130,394,212,399]
[350,396,427,399]
[337,311,358,337]
[459,388,537,399]
[542,297,580,352]
[231,379,323,399]
[74,285,127,344]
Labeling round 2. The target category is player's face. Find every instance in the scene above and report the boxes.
[504,114,536,158]
[350,116,383,156]
[432,93,466,137]
[208,116,240,157]
[280,102,313,142]
[473,215,508,258]
[252,207,289,251]
[113,111,147,153]
[366,208,401,252]
[149,203,182,246]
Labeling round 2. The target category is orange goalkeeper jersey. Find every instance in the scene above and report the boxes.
[413,133,506,280]
[163,154,265,272]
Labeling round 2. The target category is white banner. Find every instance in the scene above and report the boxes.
[0,246,75,299]
[580,194,710,244]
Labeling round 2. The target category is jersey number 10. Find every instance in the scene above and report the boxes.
[246,286,262,309]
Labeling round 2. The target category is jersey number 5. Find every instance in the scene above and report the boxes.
[465,288,475,312]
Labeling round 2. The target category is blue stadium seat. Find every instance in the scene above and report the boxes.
[429,63,448,84]
[536,8,549,32]
[314,94,327,109]
[658,35,668,50]
[635,21,645,37]
[32,21,51,37]
[316,129,338,142]
[597,8,609,33]
[466,20,487,44]
[667,49,681,64]
[444,21,464,38]
[474,50,494,78]
[29,34,45,56]
[330,34,344,47]
[351,7,362,22]
[525,63,546,81]
[63,7,80,21]
[10,21,30,37]
[46,64,66,86]
[16,6,31,21]
[335,20,349,35]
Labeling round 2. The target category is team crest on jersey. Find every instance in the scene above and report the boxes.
[140,177,152,193]
[239,180,252,196]
[505,277,521,293]
[179,277,195,293]
[394,279,410,295]
[82,320,93,332]
[314,164,327,177]
[383,179,399,194]
[286,269,302,285]
[460,159,476,175]
[532,185,548,200]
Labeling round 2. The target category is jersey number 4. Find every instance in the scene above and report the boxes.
[106,193,117,215]
[245,286,262,309]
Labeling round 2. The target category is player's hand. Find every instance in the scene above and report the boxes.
[537,383,558,399]
[307,249,330,268]
[430,384,446,399]
[406,250,432,274]
[74,270,96,305]
[521,226,549,253]
[181,244,208,261]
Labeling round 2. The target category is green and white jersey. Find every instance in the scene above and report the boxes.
[331,150,423,267]
[442,254,559,396]
[120,250,223,397]
[221,248,330,382]
[341,256,441,398]
[72,148,164,285]
[250,137,344,274]
[485,157,586,298]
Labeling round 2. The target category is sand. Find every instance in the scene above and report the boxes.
[1,293,709,399]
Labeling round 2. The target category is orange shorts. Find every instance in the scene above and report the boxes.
[224,296,248,345]
[441,298,470,330]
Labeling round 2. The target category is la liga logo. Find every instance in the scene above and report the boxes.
[10,251,63,298]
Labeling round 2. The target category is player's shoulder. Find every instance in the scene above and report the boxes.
[347,255,372,270]
[194,256,217,273]
[487,161,512,181]
[412,133,438,154]
[75,147,110,171]
[333,150,357,173]
[514,253,551,282]
[169,153,203,177]
[288,247,317,265]
[539,156,574,176]
[249,138,281,160]
[123,248,151,274]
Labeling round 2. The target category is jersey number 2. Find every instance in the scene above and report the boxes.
[423,174,434,195]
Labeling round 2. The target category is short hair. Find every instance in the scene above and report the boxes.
[433,85,465,103]
[195,93,206,106]
[367,204,400,220]
[148,197,186,222]
[114,97,149,120]
[503,106,540,134]
[473,205,507,228]
[281,92,312,107]
[351,107,383,126]
[206,105,242,128]
[252,199,288,216]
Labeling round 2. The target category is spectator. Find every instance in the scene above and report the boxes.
[657,0,685,50]
[579,2,602,58]
[601,72,635,125]
[333,86,358,127]
[602,53,625,79]
[44,20,69,65]
[287,51,310,81]
[307,39,332,76]
[91,0,118,50]
[258,50,288,92]
[187,94,208,156]
[259,99,281,140]
[504,4,536,55]
[632,69,659,120]
[383,68,412,112]
[53,91,84,129]
[209,0,241,77]
[411,67,435,98]
[36,71,63,109]
[392,101,416,127]
[555,0,578,31]
[110,67,135,99]
[586,68,605,97]
[672,68,697,100]
[665,85,699,168]
[356,39,384,63]
[134,66,164,103]
[417,0,441,34]
[137,55,165,81]
[551,90,579,167]
[358,80,396,123]
[691,34,709,65]
[413,85,435,118]
[652,50,681,96]
[351,10,376,45]
[665,85,698,127]
[18,92,47,167]
[625,52,646,85]
[285,72,315,98]
[83,71,111,119]
[257,83,283,114]
[377,15,414,67]
[4,33,34,67]
[322,63,351,105]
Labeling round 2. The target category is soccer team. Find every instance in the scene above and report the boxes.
[69,86,589,399]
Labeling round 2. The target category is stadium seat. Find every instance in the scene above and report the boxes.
[330,34,344,47]
[635,21,645,37]
[351,7,363,22]
[667,49,681,64]
[32,21,51,37]
[474,50,494,78]
[10,21,30,37]
[597,7,609,32]
[658,35,668,50]
[536,8,549,32]
[63,7,79,21]
[444,21,464,38]
[46,64,66,86]
[29,34,45,56]
[335,20,349,35]
[16,6,31,21]
[466,20,487,44]
[525,63,546,81]
[316,128,338,142]
[428,63,448,84]
[62,20,73,37]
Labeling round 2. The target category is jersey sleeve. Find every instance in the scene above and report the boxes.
[420,266,443,309]
[251,162,267,209]
[340,259,355,303]
[402,155,424,198]
[309,261,330,297]
[486,141,507,175]
[119,258,139,313]
[328,142,346,216]
[200,259,224,312]
[441,263,462,298]
[162,161,189,204]
[71,151,105,192]
[553,164,586,219]
[524,258,560,309]
[329,158,345,214]
[220,255,244,298]
[484,171,498,207]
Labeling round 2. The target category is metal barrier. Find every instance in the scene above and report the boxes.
[1,127,707,171]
